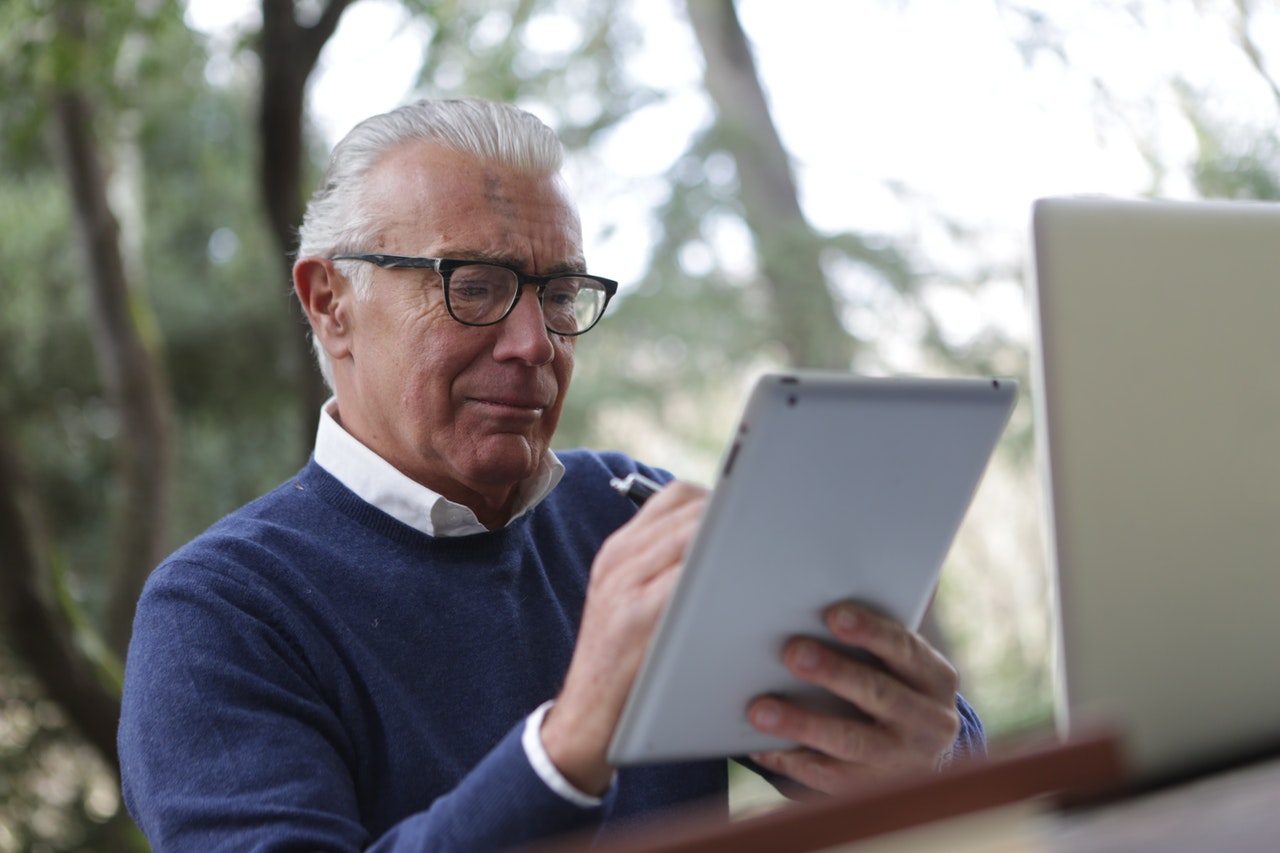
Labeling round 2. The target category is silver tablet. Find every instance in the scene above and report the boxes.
[607,371,1017,765]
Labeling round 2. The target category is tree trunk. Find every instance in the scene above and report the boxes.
[257,0,356,449]
[686,0,953,656]
[49,9,175,663]
[0,412,122,771]
[685,0,853,369]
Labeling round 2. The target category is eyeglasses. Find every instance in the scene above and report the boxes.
[329,253,618,336]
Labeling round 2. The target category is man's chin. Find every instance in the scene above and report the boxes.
[462,435,547,485]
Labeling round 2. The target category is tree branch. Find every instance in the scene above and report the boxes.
[302,0,356,64]
[1232,0,1280,111]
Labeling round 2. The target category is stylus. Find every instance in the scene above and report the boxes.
[609,472,663,505]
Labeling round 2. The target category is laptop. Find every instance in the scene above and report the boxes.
[1031,196,1280,786]
[608,371,1017,764]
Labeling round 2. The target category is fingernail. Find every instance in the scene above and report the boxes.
[793,641,820,672]
[751,700,781,730]
[834,606,858,632]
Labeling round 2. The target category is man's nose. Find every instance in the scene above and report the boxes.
[492,285,556,365]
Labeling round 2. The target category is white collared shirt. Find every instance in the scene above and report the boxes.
[312,399,564,536]
[310,400,604,807]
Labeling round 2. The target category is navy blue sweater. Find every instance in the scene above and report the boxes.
[119,450,982,851]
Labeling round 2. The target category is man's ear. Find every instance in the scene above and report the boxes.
[294,257,353,361]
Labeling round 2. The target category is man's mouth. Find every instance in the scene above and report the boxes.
[467,397,547,415]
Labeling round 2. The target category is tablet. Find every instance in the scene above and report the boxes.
[607,371,1017,765]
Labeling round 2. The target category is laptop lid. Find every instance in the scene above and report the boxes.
[1031,196,1280,784]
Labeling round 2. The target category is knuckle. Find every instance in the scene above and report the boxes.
[911,704,961,756]
[850,727,895,766]
[836,724,866,762]
[892,629,916,668]
[936,655,960,693]
[866,668,897,712]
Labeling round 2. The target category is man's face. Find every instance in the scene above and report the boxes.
[327,142,581,521]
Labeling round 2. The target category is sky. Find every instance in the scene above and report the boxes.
[183,0,1280,350]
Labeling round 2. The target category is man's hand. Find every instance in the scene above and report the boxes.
[745,602,961,795]
[541,480,707,795]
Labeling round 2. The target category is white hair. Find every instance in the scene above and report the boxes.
[295,98,567,390]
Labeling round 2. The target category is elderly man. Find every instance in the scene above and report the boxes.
[118,98,983,851]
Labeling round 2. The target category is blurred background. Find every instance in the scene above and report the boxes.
[2,0,1278,848]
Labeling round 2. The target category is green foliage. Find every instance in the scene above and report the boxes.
[1181,92,1280,201]
[0,646,143,853]
[0,1,297,848]
[404,0,657,144]
[0,2,54,162]
[0,172,115,580]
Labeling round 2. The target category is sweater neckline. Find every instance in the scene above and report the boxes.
[297,460,531,549]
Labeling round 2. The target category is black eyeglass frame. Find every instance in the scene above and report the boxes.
[329,253,618,336]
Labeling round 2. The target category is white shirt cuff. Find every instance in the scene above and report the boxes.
[522,700,613,808]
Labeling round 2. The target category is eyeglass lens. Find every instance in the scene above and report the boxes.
[446,264,608,334]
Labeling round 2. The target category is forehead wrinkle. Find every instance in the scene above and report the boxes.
[459,182,586,275]
[372,144,585,274]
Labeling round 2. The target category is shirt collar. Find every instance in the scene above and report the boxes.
[312,399,564,537]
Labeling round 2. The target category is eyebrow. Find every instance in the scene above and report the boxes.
[447,250,588,276]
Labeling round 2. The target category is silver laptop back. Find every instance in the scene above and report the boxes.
[1031,196,1280,783]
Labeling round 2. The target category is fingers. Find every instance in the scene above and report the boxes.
[746,645,959,766]
[747,693,913,766]
[580,479,707,647]
[748,743,897,794]
[821,604,960,704]
[592,480,706,594]
[544,480,708,790]
[745,603,963,793]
